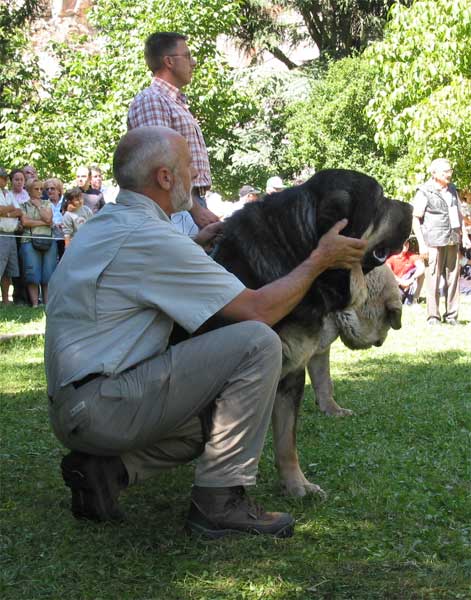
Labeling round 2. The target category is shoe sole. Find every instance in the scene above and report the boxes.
[185,520,295,539]
[61,453,125,522]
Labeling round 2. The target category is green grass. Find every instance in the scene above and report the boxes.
[1,300,470,599]
[0,304,46,335]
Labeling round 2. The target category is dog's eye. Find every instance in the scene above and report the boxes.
[373,248,388,263]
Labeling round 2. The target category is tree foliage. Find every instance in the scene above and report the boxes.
[0,1,44,149]
[235,1,412,65]
[367,0,471,193]
[280,56,397,191]
[0,0,255,193]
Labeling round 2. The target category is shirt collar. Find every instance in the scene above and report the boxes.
[115,188,171,222]
[152,76,188,104]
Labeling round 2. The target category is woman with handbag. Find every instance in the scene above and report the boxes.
[20,178,57,307]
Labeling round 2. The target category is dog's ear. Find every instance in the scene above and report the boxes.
[386,302,402,330]
[317,190,353,235]
[349,263,368,308]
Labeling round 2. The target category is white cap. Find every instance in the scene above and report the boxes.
[266,176,286,192]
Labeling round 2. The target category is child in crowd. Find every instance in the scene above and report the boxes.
[61,188,93,248]
[386,236,425,305]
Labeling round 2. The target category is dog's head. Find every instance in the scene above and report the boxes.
[302,169,413,273]
[214,168,412,324]
[294,169,412,312]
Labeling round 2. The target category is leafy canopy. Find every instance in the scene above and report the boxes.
[367,0,471,193]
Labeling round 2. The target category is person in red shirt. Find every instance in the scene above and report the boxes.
[386,237,425,304]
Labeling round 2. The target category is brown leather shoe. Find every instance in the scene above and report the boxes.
[61,451,128,522]
[186,485,295,538]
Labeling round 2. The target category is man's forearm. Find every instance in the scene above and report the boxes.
[412,216,426,250]
[219,219,366,327]
[250,251,330,326]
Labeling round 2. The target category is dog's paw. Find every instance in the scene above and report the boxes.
[318,400,354,417]
[282,476,328,499]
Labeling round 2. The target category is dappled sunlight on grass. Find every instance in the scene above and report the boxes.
[1,300,470,598]
[0,305,46,338]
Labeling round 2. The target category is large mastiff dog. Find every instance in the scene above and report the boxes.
[211,169,412,496]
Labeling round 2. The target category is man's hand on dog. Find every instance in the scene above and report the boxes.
[194,221,224,252]
[315,219,367,270]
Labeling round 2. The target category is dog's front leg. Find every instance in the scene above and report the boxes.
[307,348,353,416]
[272,370,326,498]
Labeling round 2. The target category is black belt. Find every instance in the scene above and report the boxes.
[72,372,102,389]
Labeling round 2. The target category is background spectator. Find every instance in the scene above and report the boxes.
[266,176,286,194]
[9,169,29,205]
[412,158,471,325]
[22,165,38,181]
[20,178,57,307]
[0,167,23,305]
[44,178,65,259]
[61,187,93,247]
[386,237,425,305]
[75,165,90,191]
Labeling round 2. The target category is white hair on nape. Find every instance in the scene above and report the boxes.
[114,128,175,190]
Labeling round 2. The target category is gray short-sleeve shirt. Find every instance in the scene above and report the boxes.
[45,189,245,397]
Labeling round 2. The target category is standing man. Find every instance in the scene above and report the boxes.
[0,167,22,305]
[413,158,471,325]
[45,126,366,539]
[127,31,218,229]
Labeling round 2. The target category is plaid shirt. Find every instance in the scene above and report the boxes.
[127,77,211,189]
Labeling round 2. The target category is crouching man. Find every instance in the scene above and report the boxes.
[45,126,366,538]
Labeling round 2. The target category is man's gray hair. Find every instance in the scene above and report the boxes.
[113,127,177,190]
[429,158,452,174]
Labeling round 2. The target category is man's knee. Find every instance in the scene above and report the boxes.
[238,321,282,368]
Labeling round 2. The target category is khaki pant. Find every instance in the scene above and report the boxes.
[49,321,282,487]
[425,245,460,321]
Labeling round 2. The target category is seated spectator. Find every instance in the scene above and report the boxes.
[61,188,93,248]
[459,247,471,296]
[229,185,262,214]
[386,237,425,305]
[239,185,261,204]
[20,178,57,307]
[10,169,29,205]
[0,167,23,305]
[266,176,286,195]
[459,188,471,234]
[44,178,65,259]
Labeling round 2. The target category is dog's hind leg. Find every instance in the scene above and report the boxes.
[272,370,327,498]
[307,348,353,416]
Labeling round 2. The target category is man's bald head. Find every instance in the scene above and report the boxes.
[113,126,183,191]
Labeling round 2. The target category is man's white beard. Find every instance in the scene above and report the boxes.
[171,178,193,213]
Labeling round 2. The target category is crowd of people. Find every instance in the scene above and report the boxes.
[0,156,289,307]
[0,164,110,307]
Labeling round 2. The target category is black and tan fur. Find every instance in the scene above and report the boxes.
[211,169,412,497]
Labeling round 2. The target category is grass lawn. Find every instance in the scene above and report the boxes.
[1,299,470,599]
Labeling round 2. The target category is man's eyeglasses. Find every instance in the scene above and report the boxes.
[47,186,57,190]
[166,53,194,61]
